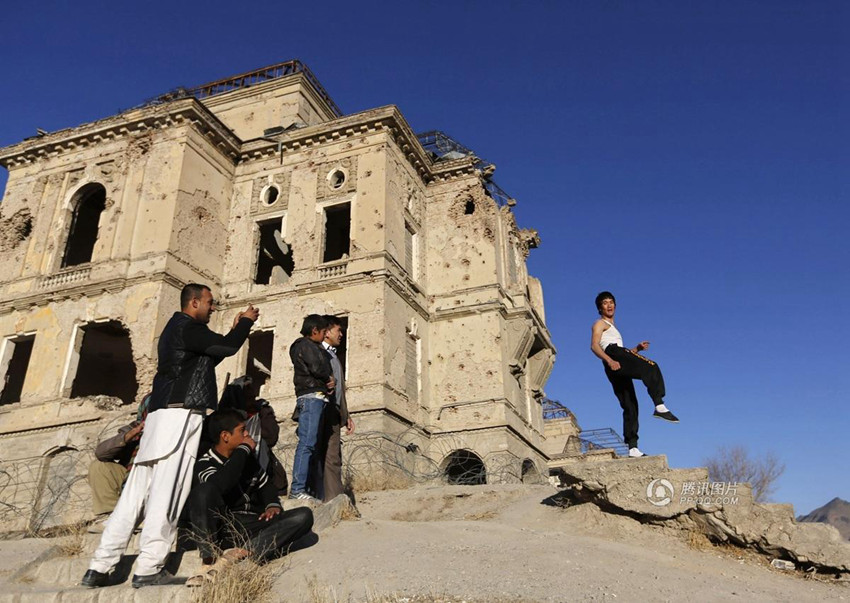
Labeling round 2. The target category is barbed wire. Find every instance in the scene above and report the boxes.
[0,417,545,536]
[0,413,132,535]
[273,422,545,490]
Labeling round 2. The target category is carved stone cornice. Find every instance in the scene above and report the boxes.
[1,96,478,193]
[0,98,241,169]
[238,105,477,187]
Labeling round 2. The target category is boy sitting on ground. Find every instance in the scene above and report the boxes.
[186,408,313,585]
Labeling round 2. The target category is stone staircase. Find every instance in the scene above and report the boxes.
[549,454,850,575]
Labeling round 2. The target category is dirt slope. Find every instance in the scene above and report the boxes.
[278,484,849,602]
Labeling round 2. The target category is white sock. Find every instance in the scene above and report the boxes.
[655,404,669,412]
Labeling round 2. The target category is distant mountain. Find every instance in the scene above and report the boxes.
[797,497,850,541]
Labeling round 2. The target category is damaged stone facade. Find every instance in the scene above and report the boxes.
[0,62,555,530]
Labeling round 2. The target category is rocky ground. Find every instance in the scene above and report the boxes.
[0,483,848,602]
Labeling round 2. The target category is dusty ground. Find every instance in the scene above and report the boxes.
[279,484,849,602]
[0,484,847,602]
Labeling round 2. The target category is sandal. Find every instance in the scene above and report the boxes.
[185,548,250,587]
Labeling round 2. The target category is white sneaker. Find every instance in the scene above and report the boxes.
[288,491,322,504]
[628,447,646,458]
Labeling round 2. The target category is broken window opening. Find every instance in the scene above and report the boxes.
[464,199,476,215]
[246,330,274,395]
[70,321,137,404]
[443,449,486,485]
[323,203,351,263]
[0,335,35,405]
[62,183,106,268]
[255,219,294,285]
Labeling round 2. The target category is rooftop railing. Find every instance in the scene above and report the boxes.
[148,60,342,118]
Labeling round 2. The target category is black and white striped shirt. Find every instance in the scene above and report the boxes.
[195,444,281,514]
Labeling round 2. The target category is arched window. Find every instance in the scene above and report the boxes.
[521,459,540,484]
[443,449,487,485]
[62,183,106,268]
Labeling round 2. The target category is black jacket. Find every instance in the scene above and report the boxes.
[289,337,332,397]
[195,444,280,514]
[149,312,254,412]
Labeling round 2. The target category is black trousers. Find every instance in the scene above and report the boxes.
[188,481,313,560]
[603,345,666,448]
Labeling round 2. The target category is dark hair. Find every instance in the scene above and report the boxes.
[595,291,616,314]
[206,408,245,444]
[300,314,329,336]
[181,283,210,309]
[322,315,342,328]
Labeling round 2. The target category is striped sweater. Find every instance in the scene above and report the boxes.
[195,444,281,514]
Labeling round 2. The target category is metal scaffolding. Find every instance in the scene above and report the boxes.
[576,428,628,457]
[416,130,515,207]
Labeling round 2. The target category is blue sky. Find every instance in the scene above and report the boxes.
[1,1,847,515]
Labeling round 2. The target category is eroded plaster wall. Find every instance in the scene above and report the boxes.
[167,129,234,283]
[0,280,165,406]
[213,281,387,420]
[425,176,501,296]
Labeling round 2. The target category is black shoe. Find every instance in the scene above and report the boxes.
[81,569,109,588]
[131,569,173,588]
[653,409,679,423]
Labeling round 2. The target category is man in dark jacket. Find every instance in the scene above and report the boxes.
[317,315,354,501]
[187,408,312,581]
[288,314,334,502]
[82,284,259,589]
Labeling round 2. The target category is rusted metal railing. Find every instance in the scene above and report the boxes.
[150,59,342,117]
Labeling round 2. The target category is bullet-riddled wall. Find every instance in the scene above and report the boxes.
[0,64,556,529]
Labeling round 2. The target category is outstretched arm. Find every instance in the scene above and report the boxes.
[591,320,620,371]
[183,318,254,360]
[633,341,650,353]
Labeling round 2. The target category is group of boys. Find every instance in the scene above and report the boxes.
[81,283,678,589]
[81,285,349,589]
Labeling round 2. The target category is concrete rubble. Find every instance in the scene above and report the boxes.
[551,454,850,576]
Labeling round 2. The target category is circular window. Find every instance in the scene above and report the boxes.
[328,168,347,190]
[261,185,280,206]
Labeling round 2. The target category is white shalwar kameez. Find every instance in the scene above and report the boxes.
[88,408,203,576]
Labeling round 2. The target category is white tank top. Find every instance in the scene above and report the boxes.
[598,319,623,350]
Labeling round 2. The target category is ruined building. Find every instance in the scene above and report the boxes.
[0,61,555,531]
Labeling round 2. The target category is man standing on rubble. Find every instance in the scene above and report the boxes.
[590,291,679,458]
[81,284,258,589]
